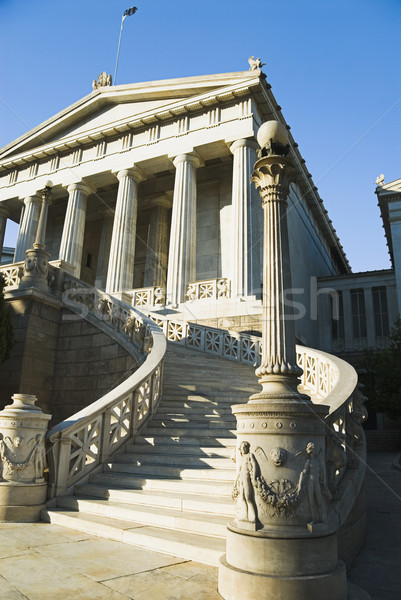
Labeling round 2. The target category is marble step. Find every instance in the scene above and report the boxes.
[149,417,235,428]
[142,426,236,438]
[162,384,255,396]
[104,461,236,481]
[74,484,235,515]
[55,496,230,538]
[134,434,237,448]
[41,509,226,566]
[119,451,234,468]
[127,442,235,458]
[156,404,234,415]
[159,395,245,405]
[89,472,234,495]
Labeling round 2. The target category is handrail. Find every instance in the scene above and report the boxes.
[44,273,166,497]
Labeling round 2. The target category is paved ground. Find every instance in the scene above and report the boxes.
[0,450,399,600]
[348,450,401,600]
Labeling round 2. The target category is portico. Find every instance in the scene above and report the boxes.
[0,70,350,347]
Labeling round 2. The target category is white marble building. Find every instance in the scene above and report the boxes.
[1,68,395,352]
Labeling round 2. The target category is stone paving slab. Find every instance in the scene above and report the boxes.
[0,521,220,600]
[348,451,401,600]
[0,451,399,599]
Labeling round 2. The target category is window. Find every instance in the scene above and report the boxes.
[331,291,344,340]
[372,287,389,337]
[350,289,367,338]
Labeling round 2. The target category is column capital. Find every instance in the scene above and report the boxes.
[251,154,293,204]
[229,138,259,154]
[67,181,95,196]
[145,193,172,211]
[22,194,42,207]
[115,166,146,183]
[172,153,201,168]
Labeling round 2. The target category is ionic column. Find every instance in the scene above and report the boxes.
[143,195,171,288]
[230,138,258,298]
[106,168,144,293]
[14,196,41,262]
[59,182,93,277]
[166,153,200,305]
[95,210,114,290]
[0,206,10,259]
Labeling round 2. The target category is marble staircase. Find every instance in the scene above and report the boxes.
[42,343,260,566]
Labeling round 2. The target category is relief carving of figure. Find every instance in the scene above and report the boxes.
[297,442,331,524]
[33,434,47,481]
[232,441,259,524]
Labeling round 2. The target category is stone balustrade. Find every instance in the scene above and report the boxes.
[43,274,166,496]
[130,286,166,307]
[185,278,231,301]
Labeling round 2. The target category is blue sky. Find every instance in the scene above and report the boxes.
[1,0,400,272]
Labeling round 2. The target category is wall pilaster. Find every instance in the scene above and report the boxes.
[95,210,114,290]
[143,196,171,288]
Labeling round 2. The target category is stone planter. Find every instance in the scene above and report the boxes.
[0,394,51,521]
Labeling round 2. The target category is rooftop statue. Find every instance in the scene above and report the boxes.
[248,56,266,71]
[92,72,112,90]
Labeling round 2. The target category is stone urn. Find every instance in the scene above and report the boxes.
[0,394,51,521]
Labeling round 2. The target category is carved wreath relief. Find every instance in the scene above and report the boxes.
[0,433,47,483]
[232,440,332,528]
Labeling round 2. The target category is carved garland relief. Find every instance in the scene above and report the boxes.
[232,440,331,527]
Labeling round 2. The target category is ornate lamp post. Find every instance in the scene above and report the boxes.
[218,122,347,600]
[19,181,52,292]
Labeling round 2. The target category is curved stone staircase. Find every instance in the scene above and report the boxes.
[1,264,366,574]
[42,344,260,566]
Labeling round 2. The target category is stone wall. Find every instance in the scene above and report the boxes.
[0,293,138,426]
[0,295,61,416]
[52,311,137,423]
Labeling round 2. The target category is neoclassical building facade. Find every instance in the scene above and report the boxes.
[0,68,397,353]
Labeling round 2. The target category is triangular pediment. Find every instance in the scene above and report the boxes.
[0,71,260,160]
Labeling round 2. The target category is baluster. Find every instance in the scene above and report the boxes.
[100,407,112,462]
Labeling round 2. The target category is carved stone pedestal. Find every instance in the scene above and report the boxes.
[218,400,347,600]
[18,245,51,293]
[0,394,51,522]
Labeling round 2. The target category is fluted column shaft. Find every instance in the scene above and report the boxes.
[166,153,200,305]
[144,197,171,288]
[59,182,92,277]
[0,206,10,259]
[106,168,144,293]
[252,156,301,396]
[14,196,41,261]
[95,211,114,290]
[230,139,258,298]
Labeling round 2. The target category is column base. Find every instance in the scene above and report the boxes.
[218,555,347,600]
[0,482,47,522]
